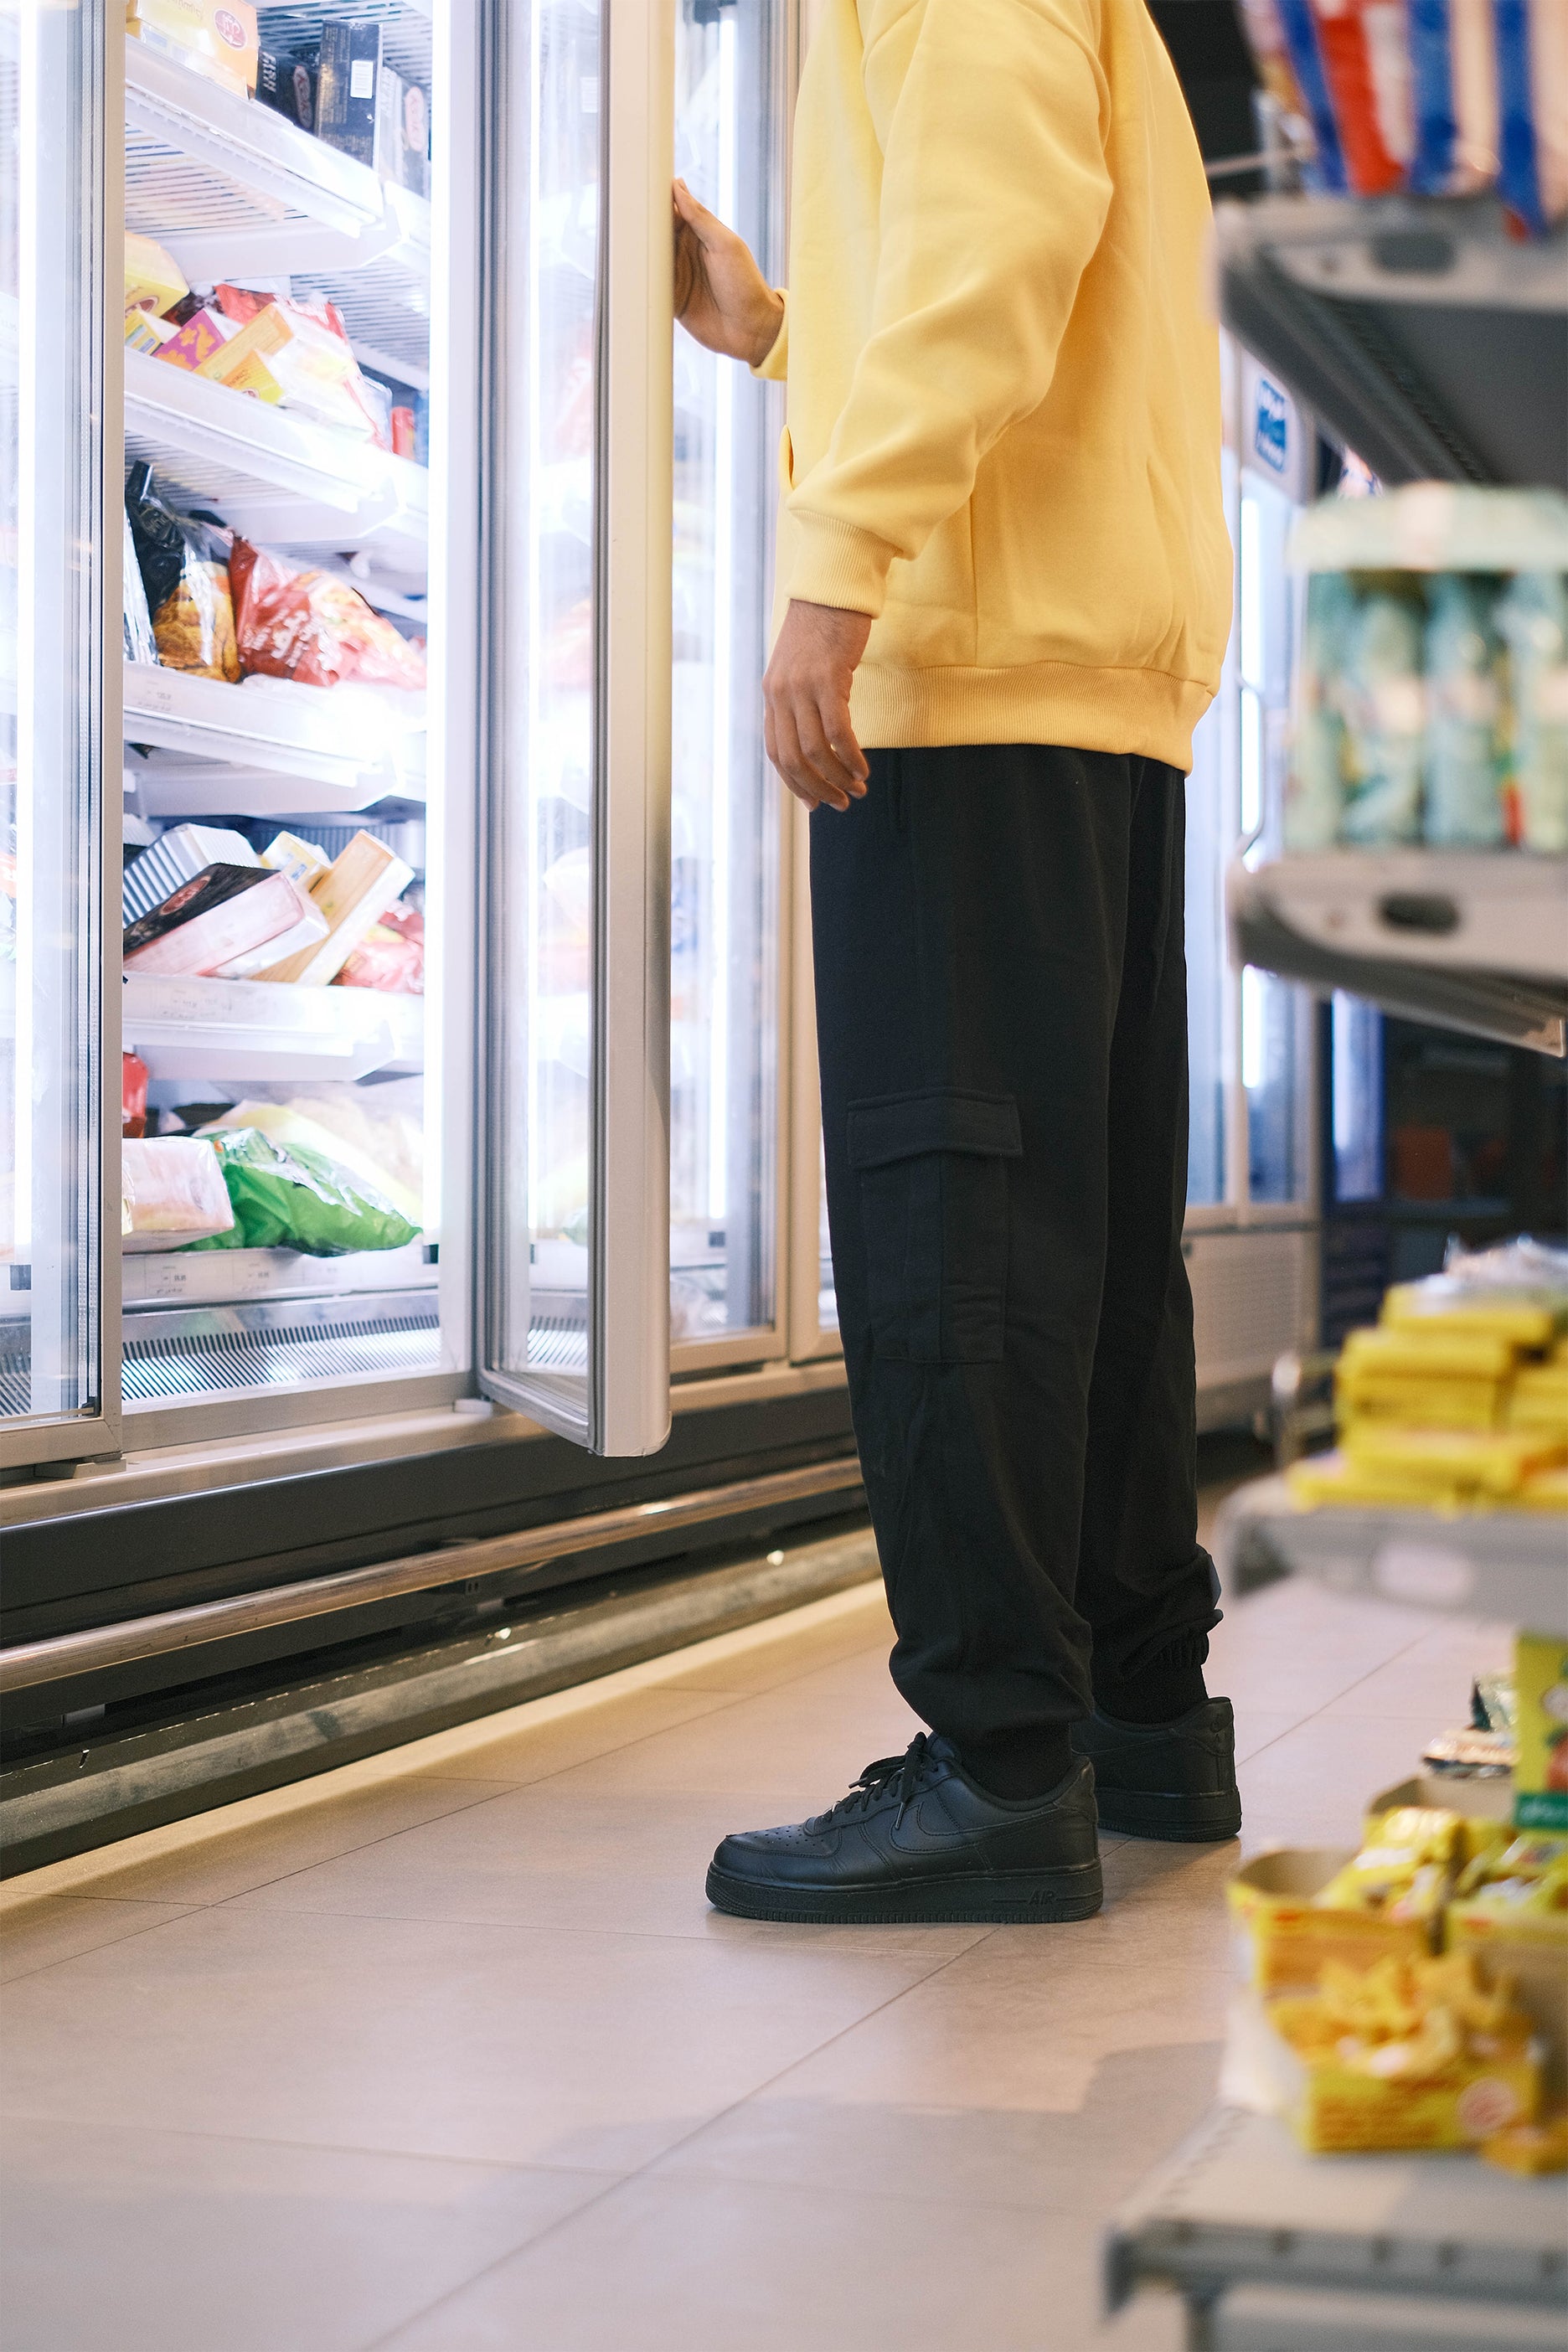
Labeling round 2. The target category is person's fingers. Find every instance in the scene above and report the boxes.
[773,698,849,812]
[673,178,720,245]
[818,689,869,787]
[793,694,864,801]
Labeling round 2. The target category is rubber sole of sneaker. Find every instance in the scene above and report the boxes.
[704,1859,1104,1926]
[1092,1786,1241,1843]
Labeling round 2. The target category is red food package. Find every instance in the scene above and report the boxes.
[122,1050,149,1139]
[1308,0,1414,193]
[213,281,274,326]
[229,539,427,690]
[333,900,425,995]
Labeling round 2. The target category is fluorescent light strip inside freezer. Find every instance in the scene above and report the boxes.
[117,0,445,1410]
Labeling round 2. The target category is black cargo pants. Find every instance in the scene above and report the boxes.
[810,742,1221,1777]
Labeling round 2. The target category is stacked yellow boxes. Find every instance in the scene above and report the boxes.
[1290,1280,1568,1511]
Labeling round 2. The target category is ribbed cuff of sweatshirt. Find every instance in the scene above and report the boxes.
[785,512,898,618]
[749,292,789,380]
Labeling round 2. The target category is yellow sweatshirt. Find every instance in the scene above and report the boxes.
[757,0,1233,771]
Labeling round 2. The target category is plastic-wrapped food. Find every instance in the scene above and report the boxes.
[1496,570,1568,851]
[1497,0,1568,231]
[122,864,321,977]
[1423,574,1505,844]
[333,900,425,995]
[202,1095,424,1228]
[122,1051,149,1140]
[1340,587,1426,843]
[1251,0,1351,185]
[122,514,158,666]
[229,539,427,691]
[1308,0,1416,193]
[1286,571,1355,848]
[186,1127,421,1256]
[1408,0,1500,190]
[195,294,383,440]
[121,1136,235,1252]
[125,464,240,683]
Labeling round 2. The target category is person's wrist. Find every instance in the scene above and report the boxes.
[745,291,784,369]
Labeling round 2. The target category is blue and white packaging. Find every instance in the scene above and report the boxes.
[1273,0,1351,189]
[1497,0,1568,231]
[1408,0,1499,191]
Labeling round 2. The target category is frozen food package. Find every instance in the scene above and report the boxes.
[124,230,188,320]
[229,539,428,690]
[186,1126,420,1256]
[125,464,240,683]
[122,513,158,667]
[373,64,431,196]
[123,864,315,977]
[251,828,415,986]
[202,1094,423,1227]
[122,1051,150,1141]
[1423,573,1505,843]
[1309,0,1417,191]
[258,829,333,890]
[1246,0,1351,183]
[1408,0,1501,188]
[1287,570,1356,848]
[197,296,382,439]
[123,822,259,927]
[126,0,259,99]
[256,44,318,131]
[1339,585,1426,842]
[1498,0,1568,230]
[155,305,240,375]
[333,900,425,995]
[315,18,384,165]
[211,890,329,979]
[1496,570,1568,850]
[121,1137,235,1252]
[125,311,178,354]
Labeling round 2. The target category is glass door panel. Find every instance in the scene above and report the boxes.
[669,0,787,1350]
[482,0,673,1453]
[1,0,114,1456]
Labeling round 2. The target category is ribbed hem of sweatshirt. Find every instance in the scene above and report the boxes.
[848,658,1213,776]
[786,513,898,618]
[750,292,789,381]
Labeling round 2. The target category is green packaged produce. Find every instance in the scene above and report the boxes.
[1423,574,1505,847]
[183,1126,420,1256]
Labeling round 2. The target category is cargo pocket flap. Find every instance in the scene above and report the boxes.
[846,1090,1022,1171]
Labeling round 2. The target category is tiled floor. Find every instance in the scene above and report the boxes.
[0,1533,1509,2351]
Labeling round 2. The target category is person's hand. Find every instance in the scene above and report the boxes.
[673,179,784,367]
[764,600,873,812]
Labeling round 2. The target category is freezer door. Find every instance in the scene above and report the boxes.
[479,0,673,1453]
[0,0,121,1465]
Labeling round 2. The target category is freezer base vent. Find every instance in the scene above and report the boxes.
[121,1292,441,1402]
[1189,1225,1318,1394]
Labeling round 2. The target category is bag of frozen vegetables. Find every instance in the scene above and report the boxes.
[183,1126,420,1256]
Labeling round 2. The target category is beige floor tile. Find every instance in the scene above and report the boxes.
[1,2117,614,2352]
[412,1682,744,1782]
[373,2172,1184,2352]
[1236,1712,1437,1854]
[80,1773,521,1907]
[0,1895,195,1984]
[0,1905,960,2173]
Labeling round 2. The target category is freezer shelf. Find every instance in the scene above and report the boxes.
[124,351,428,570]
[1215,193,1568,492]
[122,1237,430,1308]
[120,1288,440,1403]
[1229,854,1568,1057]
[1215,1472,1568,1635]
[123,973,423,1083]
[125,39,432,375]
[123,662,426,812]
[1106,2107,1568,2321]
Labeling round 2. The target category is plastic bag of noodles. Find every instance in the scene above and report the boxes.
[183,1125,420,1256]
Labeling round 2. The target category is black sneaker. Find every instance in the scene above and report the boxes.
[705,1734,1103,1925]
[1070,1698,1240,1843]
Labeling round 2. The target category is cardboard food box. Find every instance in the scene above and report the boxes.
[1447,1900,1568,2096]
[1228,1849,1434,1993]
[1260,1994,1541,2154]
[126,0,258,98]
[251,831,414,987]
[1515,1632,1568,1830]
[315,19,383,165]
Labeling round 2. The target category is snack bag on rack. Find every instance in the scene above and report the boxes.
[121,1136,235,1252]
[1339,585,1426,842]
[1496,571,1568,853]
[229,539,428,692]
[125,464,240,683]
[186,1127,420,1257]
[1246,0,1353,184]
[1307,0,1417,192]
[1497,0,1568,230]
[1423,574,1506,844]
[122,513,158,666]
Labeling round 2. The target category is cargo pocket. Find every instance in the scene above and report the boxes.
[847,1091,1022,1364]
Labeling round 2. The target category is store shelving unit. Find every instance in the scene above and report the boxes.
[123,973,422,1084]
[122,663,426,812]
[1215,194,1568,493]
[1106,2107,1568,2345]
[1228,851,1568,1055]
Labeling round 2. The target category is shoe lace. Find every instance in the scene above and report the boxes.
[815,1733,940,1833]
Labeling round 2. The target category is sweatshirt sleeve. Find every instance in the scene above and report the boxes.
[750,291,789,381]
[786,0,1114,618]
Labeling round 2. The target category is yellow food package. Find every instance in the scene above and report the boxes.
[124,230,188,319]
[1482,2113,1568,2173]
[1229,1849,1435,1993]
[125,310,178,353]
[1344,1424,1567,1498]
[126,0,259,99]
[1313,1807,1463,1926]
[1342,1324,1519,1381]
[1286,1451,1455,1509]
[1380,1287,1560,1351]
[1510,1363,1568,1438]
[1337,1373,1504,1431]
[1517,1467,1568,1513]
[1515,1633,1568,1833]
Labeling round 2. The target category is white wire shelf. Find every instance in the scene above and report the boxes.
[1214,1471,1568,1636]
[125,40,431,378]
[1229,852,1568,1055]
[125,352,429,572]
[1107,2107,1568,2329]
[123,972,424,1083]
[122,663,426,815]
[122,1236,431,1307]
